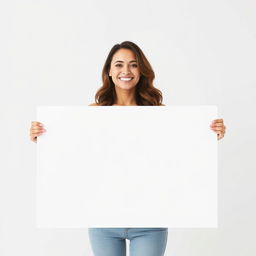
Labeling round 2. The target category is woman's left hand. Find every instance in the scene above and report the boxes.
[210,119,226,140]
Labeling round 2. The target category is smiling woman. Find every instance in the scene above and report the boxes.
[29,40,226,256]
[93,41,164,106]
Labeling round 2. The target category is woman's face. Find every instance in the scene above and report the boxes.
[109,48,141,91]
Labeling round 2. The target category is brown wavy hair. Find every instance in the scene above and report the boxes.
[94,41,164,106]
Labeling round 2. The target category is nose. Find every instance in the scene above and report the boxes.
[122,65,131,75]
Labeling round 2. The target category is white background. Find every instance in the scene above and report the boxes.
[0,0,255,255]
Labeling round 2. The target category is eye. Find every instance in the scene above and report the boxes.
[115,64,122,67]
[131,64,138,67]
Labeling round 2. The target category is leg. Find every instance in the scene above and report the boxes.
[88,228,126,256]
[129,228,168,256]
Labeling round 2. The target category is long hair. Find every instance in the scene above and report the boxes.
[94,41,163,106]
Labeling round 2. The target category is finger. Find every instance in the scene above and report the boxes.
[31,131,44,136]
[214,131,225,137]
[211,128,225,138]
[211,120,224,126]
[217,129,225,136]
[31,121,42,125]
[31,125,44,129]
[217,133,224,140]
[30,125,46,130]
[30,132,37,138]
[211,123,225,127]
[30,131,45,137]
[211,127,225,132]
[213,119,223,123]
[211,119,223,124]
[30,136,37,143]
[31,127,45,132]
[31,121,44,127]
[31,129,45,135]
[211,127,225,131]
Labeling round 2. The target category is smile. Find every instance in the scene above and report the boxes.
[119,77,134,81]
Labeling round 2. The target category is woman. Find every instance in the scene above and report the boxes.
[30,41,226,256]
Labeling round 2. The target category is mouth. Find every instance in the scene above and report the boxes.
[119,77,134,82]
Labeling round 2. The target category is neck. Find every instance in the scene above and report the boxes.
[114,86,137,106]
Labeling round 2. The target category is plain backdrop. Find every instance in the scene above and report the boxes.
[0,0,255,255]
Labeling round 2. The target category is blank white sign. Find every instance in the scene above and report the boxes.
[36,106,217,228]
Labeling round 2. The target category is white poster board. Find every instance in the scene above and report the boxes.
[36,106,217,228]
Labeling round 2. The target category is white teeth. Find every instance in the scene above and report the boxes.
[120,77,133,81]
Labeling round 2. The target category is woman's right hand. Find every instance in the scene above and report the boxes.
[30,121,46,143]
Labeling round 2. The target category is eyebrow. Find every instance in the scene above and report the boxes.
[114,60,137,64]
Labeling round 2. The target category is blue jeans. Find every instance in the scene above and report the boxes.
[88,228,168,256]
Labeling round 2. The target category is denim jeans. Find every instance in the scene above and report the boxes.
[88,228,168,256]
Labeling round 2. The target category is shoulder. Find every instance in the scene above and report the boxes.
[88,103,99,106]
